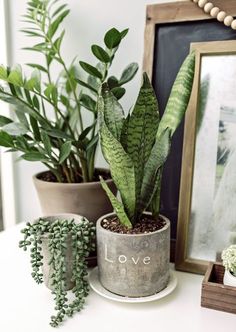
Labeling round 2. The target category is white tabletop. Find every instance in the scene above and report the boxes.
[0,224,235,332]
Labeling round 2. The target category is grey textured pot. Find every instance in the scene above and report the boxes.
[97,212,170,297]
[37,214,85,291]
[33,169,116,223]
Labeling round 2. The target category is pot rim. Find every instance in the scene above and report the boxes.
[96,211,170,237]
[33,168,113,187]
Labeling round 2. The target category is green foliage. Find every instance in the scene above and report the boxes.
[19,217,95,327]
[0,0,138,183]
[99,52,195,227]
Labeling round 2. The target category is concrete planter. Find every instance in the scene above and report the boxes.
[35,214,85,291]
[33,169,116,223]
[96,212,170,297]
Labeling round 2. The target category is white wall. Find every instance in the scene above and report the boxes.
[6,0,185,223]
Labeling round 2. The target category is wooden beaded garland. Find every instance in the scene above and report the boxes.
[217,11,227,22]
[224,15,234,27]
[191,0,236,31]
[204,3,214,14]
[198,0,208,8]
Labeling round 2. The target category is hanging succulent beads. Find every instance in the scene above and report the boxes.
[19,217,95,327]
[191,0,236,30]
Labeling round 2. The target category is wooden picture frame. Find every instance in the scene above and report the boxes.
[176,40,236,274]
[143,0,236,265]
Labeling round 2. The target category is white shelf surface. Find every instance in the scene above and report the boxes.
[0,224,235,332]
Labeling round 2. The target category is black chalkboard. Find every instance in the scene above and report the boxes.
[152,19,236,239]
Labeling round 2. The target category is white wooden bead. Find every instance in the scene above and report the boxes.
[217,11,227,22]
[224,15,234,27]
[204,2,214,14]
[231,19,236,30]
[198,0,208,8]
[210,7,220,18]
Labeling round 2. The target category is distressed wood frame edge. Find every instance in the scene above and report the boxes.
[176,40,236,274]
[143,0,236,80]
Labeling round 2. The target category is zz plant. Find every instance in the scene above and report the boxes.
[19,218,95,327]
[99,52,195,228]
[0,0,138,183]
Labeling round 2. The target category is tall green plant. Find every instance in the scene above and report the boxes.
[0,0,138,183]
[99,52,195,228]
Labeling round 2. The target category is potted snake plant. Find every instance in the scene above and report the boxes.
[0,0,138,223]
[96,52,195,297]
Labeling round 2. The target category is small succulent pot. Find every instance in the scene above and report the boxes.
[223,269,236,287]
[36,214,85,291]
[96,212,170,297]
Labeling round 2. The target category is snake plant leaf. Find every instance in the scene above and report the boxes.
[157,51,195,138]
[100,122,136,220]
[100,177,132,228]
[126,73,159,216]
[100,84,125,140]
[139,129,171,214]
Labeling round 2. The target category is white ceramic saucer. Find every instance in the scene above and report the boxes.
[88,267,177,303]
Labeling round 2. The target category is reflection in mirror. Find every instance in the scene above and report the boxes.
[188,54,236,261]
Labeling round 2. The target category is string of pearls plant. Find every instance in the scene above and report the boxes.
[19,218,95,327]
[191,0,236,30]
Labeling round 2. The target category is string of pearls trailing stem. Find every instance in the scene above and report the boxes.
[191,0,236,30]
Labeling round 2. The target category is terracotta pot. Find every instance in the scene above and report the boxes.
[96,212,170,297]
[34,214,85,291]
[33,169,116,223]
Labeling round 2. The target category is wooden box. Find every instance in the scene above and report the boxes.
[201,262,236,314]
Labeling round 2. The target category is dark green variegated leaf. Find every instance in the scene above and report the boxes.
[104,28,121,49]
[26,63,47,73]
[45,129,72,140]
[47,9,70,39]
[41,131,52,156]
[0,115,12,127]
[0,90,48,126]
[120,28,129,39]
[21,151,48,162]
[139,129,171,214]
[0,131,14,147]
[100,84,124,140]
[75,79,97,94]
[79,124,95,141]
[80,94,96,112]
[100,122,136,220]
[100,176,132,228]
[111,87,125,100]
[2,122,28,136]
[126,73,159,215]
[91,45,110,63]
[107,76,119,89]
[30,116,40,141]
[59,141,72,164]
[79,61,103,80]
[119,63,139,85]
[157,52,195,138]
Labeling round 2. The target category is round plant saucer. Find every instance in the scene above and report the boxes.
[88,267,177,303]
